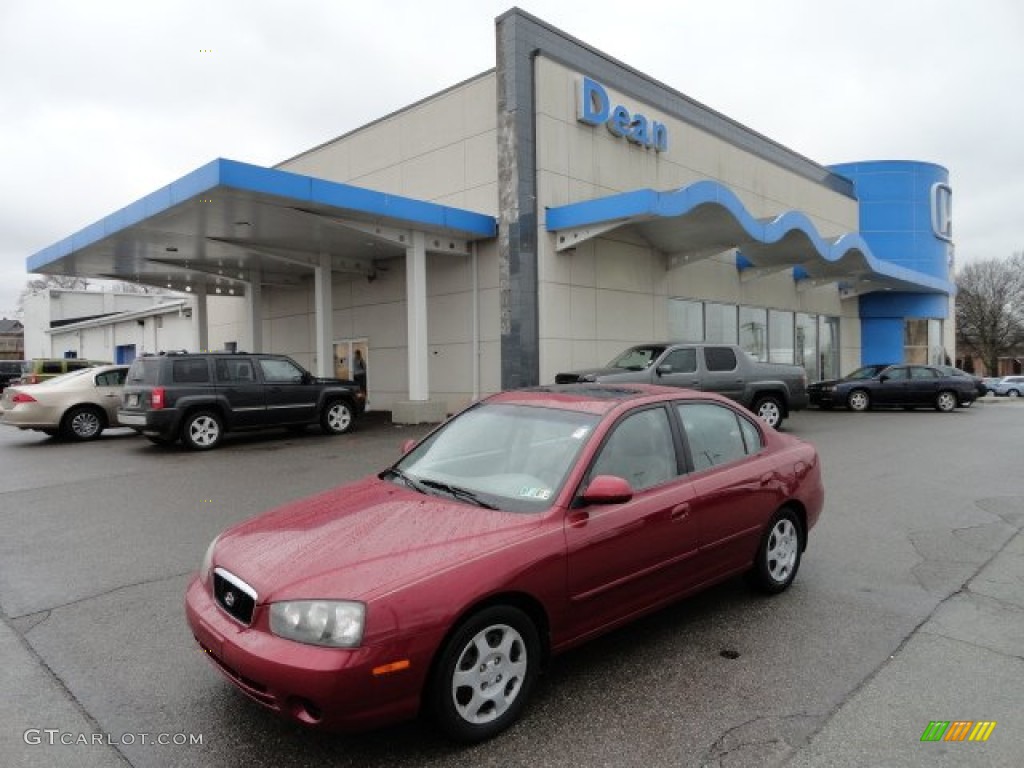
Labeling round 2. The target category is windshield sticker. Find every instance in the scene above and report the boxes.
[571,427,590,440]
[518,487,552,500]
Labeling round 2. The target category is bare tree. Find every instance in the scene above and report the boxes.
[955,253,1024,374]
[16,274,92,316]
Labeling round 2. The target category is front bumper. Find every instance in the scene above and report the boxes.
[808,390,837,407]
[184,577,423,731]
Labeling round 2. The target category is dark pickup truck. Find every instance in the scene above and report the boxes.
[556,343,808,428]
[118,351,365,450]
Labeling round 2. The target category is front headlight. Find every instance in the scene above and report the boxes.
[269,600,366,648]
[199,535,220,585]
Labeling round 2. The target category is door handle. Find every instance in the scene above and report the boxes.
[567,510,590,528]
[670,502,690,521]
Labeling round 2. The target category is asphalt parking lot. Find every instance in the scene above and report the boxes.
[2,401,1022,768]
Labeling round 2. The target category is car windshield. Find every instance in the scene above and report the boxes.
[845,366,883,380]
[388,403,600,513]
[606,346,666,371]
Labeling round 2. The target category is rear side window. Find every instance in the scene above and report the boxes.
[677,402,751,470]
[704,347,737,372]
[95,370,127,387]
[126,359,163,385]
[172,359,211,383]
[216,359,256,383]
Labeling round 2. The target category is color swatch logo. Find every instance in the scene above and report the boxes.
[920,721,996,742]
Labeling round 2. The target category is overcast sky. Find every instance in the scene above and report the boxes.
[1,0,1021,317]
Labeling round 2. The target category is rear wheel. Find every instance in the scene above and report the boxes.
[747,507,804,594]
[429,606,540,743]
[181,411,223,450]
[935,390,957,412]
[320,400,354,435]
[61,406,105,441]
[753,396,784,429]
[847,389,871,412]
[1008,389,1020,398]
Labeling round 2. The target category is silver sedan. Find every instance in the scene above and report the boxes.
[0,365,130,440]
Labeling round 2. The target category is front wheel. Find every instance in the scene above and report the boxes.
[181,411,223,450]
[753,396,784,429]
[429,606,540,743]
[61,406,105,441]
[747,508,804,594]
[1008,389,1020,398]
[935,391,957,412]
[847,389,871,412]
[320,400,354,435]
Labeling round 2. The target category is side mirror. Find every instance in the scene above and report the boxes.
[581,475,633,505]
[655,364,673,376]
[400,438,417,454]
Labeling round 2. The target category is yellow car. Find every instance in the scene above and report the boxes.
[0,365,130,441]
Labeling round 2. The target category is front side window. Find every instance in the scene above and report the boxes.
[661,348,696,373]
[258,358,304,383]
[677,402,750,471]
[393,403,600,512]
[589,408,677,491]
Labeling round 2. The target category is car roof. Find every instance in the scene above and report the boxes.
[485,383,705,415]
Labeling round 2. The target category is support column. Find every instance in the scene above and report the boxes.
[247,268,263,352]
[393,231,447,424]
[193,283,209,352]
[314,252,333,378]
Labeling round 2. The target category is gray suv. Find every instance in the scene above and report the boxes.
[118,352,365,450]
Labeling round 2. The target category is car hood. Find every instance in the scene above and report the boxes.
[212,476,546,603]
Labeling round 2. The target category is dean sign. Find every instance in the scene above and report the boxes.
[577,76,668,152]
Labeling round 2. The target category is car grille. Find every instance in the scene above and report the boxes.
[213,568,257,625]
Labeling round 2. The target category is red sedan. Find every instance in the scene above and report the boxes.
[185,384,823,742]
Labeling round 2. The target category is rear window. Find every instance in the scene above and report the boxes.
[126,359,164,385]
[704,347,737,371]
[172,359,211,383]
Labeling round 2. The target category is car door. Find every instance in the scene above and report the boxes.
[700,347,745,401]
[907,366,941,406]
[874,365,910,405]
[93,368,128,424]
[653,347,700,389]
[257,357,318,424]
[564,406,699,640]
[675,401,783,577]
[215,358,266,428]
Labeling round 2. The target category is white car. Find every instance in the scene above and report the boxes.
[993,376,1024,397]
[0,365,130,440]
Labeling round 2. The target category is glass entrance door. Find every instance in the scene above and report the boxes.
[333,339,369,406]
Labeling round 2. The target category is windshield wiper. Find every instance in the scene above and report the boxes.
[417,479,498,509]
[381,467,429,495]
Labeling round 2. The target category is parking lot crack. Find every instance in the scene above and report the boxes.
[11,608,51,635]
[9,570,194,621]
[700,713,823,767]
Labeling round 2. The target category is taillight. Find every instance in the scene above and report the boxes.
[12,393,37,404]
[151,387,166,409]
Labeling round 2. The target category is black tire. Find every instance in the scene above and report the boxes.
[847,389,871,412]
[320,400,354,435]
[429,605,540,743]
[180,410,223,450]
[747,507,804,594]
[60,406,105,441]
[753,395,784,429]
[935,390,957,413]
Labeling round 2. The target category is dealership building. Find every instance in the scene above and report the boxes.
[27,9,955,421]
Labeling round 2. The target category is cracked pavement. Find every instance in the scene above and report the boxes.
[1,403,1022,767]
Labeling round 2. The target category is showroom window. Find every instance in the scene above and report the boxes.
[768,309,794,364]
[904,318,943,364]
[796,313,818,381]
[705,303,738,343]
[668,299,704,341]
[819,316,840,380]
[739,307,768,361]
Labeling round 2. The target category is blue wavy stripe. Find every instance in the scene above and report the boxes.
[546,180,952,294]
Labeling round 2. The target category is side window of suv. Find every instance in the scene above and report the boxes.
[704,347,737,372]
[661,348,697,373]
[216,359,256,383]
[172,359,211,383]
[258,358,305,383]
